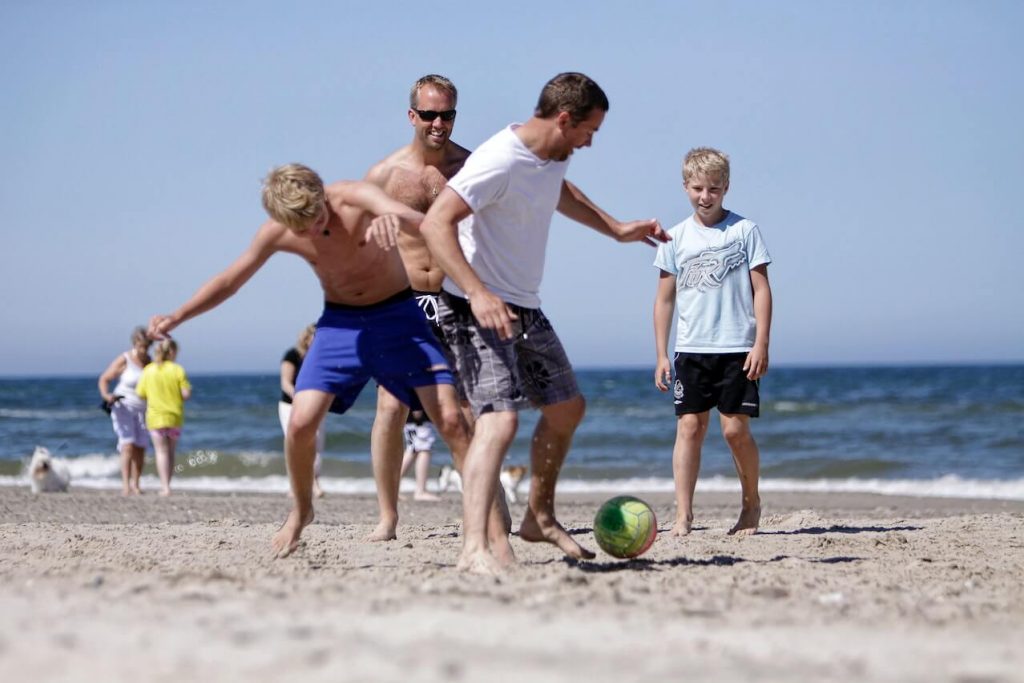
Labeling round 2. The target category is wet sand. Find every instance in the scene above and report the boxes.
[1,487,1021,682]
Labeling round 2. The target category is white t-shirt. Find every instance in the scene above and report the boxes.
[653,211,771,353]
[443,124,569,308]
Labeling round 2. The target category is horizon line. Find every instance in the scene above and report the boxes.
[2,359,1023,381]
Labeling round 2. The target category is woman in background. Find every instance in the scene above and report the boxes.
[280,324,325,498]
[136,339,191,497]
[98,326,151,495]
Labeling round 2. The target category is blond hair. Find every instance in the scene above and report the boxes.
[296,323,316,356]
[154,339,178,363]
[683,147,730,186]
[261,163,326,233]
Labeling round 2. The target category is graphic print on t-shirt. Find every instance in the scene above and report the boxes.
[680,240,747,292]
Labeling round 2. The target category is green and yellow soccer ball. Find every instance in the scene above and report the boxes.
[593,495,658,559]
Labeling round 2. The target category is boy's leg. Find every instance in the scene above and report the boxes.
[519,395,595,559]
[719,412,761,535]
[672,411,709,535]
[271,389,334,558]
[312,423,325,499]
[367,386,410,541]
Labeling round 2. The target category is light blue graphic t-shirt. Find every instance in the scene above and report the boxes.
[653,211,771,353]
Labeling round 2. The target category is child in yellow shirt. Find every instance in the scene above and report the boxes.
[136,339,191,496]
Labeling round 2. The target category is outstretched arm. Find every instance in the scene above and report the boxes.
[148,221,285,339]
[421,188,518,339]
[557,180,668,247]
[654,271,676,391]
[745,264,772,380]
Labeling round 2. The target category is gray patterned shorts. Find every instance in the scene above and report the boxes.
[437,292,580,416]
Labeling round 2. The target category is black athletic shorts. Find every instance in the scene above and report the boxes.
[672,352,760,417]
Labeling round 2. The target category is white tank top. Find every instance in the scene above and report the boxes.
[113,352,146,410]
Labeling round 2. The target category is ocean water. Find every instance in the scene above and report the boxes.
[2,366,1022,500]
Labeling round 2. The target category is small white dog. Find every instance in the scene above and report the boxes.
[438,464,527,504]
[28,446,71,493]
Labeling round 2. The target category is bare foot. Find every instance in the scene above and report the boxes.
[271,507,314,558]
[158,489,171,497]
[313,483,325,499]
[519,509,595,560]
[728,505,760,536]
[364,519,397,542]
[413,491,441,502]
[490,533,517,568]
[669,512,693,537]
[456,548,503,576]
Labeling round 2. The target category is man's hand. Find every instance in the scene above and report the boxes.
[614,218,669,247]
[468,290,518,341]
[654,357,673,392]
[148,314,178,340]
[362,214,402,249]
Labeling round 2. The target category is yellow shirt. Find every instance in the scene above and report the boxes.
[136,361,191,429]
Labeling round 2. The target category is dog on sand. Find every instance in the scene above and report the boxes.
[27,446,71,493]
[438,464,527,504]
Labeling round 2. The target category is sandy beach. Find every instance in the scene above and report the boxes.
[0,487,1021,682]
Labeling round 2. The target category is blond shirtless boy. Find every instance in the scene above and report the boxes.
[147,164,514,563]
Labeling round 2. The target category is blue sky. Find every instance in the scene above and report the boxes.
[1,1,1021,375]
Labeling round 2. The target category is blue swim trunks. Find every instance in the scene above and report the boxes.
[295,288,454,414]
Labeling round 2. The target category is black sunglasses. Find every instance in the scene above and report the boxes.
[413,108,457,122]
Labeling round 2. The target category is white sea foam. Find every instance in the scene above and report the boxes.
[0,408,96,420]
[1,472,1022,500]
[560,475,1024,500]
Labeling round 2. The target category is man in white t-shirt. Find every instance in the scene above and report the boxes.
[421,72,669,575]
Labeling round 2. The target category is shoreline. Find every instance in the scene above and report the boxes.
[1,488,1022,681]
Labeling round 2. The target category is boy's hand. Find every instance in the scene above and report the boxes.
[362,214,402,249]
[654,358,673,391]
[744,344,769,380]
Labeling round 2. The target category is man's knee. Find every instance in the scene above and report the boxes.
[475,410,519,442]
[541,395,585,433]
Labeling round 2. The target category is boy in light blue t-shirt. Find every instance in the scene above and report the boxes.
[653,147,773,536]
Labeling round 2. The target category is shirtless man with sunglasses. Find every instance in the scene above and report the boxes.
[362,75,512,555]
